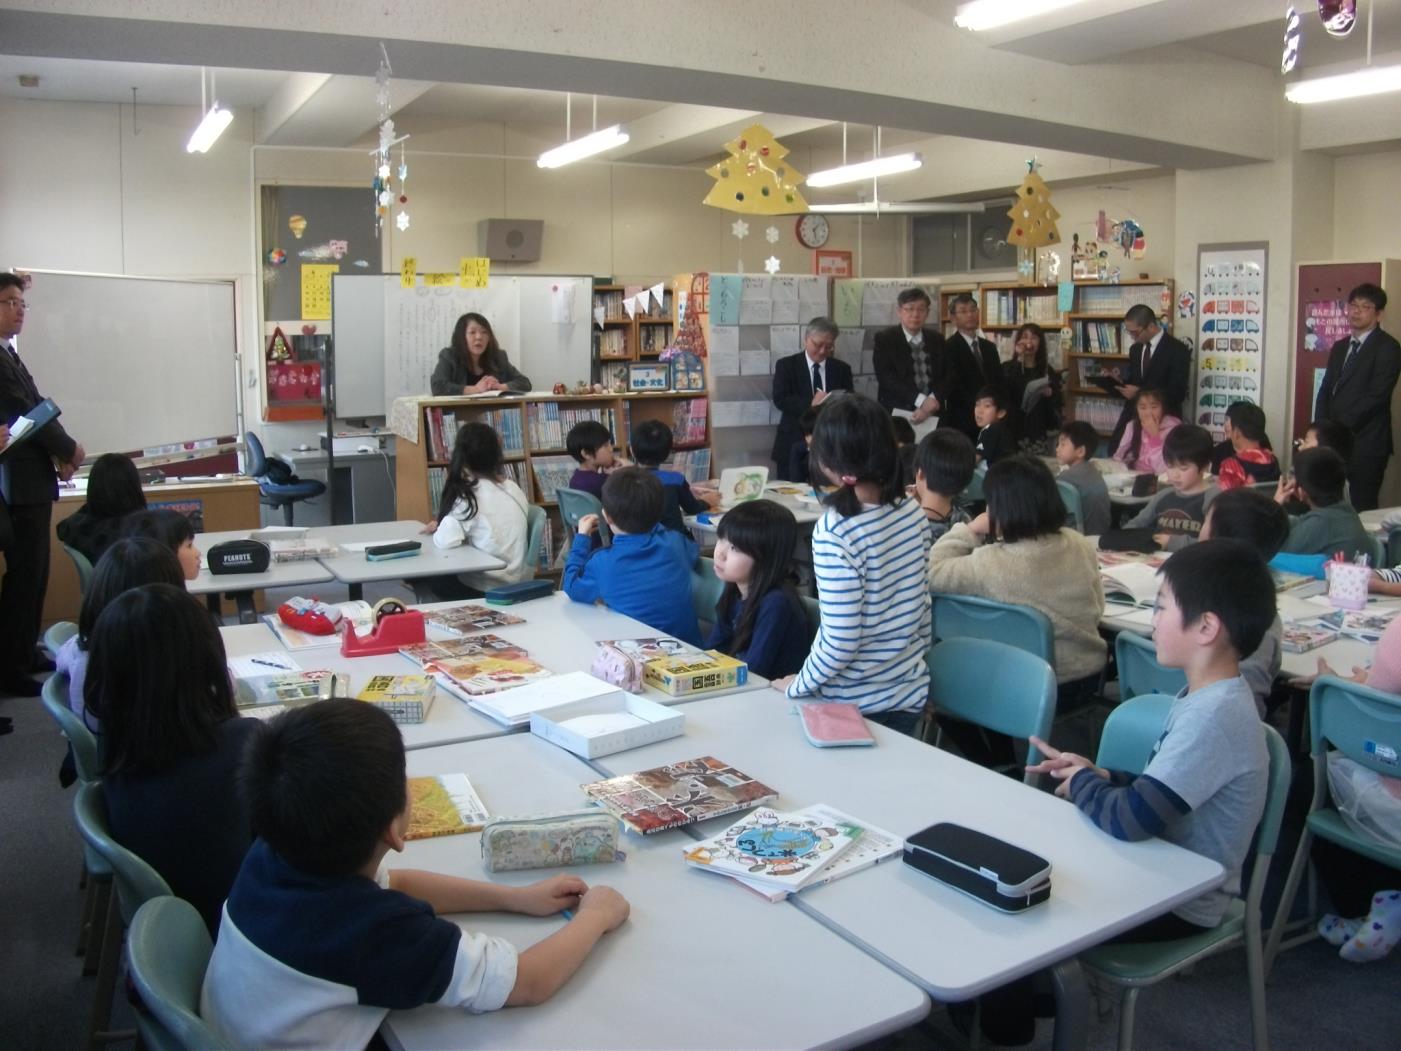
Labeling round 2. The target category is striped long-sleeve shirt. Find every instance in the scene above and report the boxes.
[787,498,931,713]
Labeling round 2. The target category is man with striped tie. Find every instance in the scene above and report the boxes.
[1315,283,1401,511]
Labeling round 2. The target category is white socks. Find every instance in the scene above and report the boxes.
[1317,913,1361,946]
[1339,891,1401,964]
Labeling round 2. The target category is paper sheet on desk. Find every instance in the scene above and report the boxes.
[228,652,302,677]
[892,409,938,441]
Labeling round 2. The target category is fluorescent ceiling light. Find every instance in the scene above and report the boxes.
[821,202,985,214]
[807,153,922,188]
[186,104,233,153]
[1285,62,1401,103]
[536,125,629,168]
[954,0,1090,32]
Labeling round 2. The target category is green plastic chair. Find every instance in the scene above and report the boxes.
[74,782,173,1049]
[960,464,986,505]
[525,503,548,575]
[1114,631,1186,702]
[926,637,1057,784]
[1358,531,1385,570]
[1079,707,1290,1051]
[555,487,610,546]
[1264,676,1401,972]
[1094,693,1172,776]
[1386,526,1401,569]
[798,593,821,634]
[126,897,231,1051]
[61,541,96,596]
[931,593,1055,667]
[1056,478,1085,532]
[44,619,79,656]
[41,671,101,784]
[691,557,726,637]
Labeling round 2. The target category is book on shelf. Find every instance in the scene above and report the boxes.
[531,454,577,502]
[406,774,490,839]
[639,324,673,354]
[400,634,528,667]
[581,756,778,835]
[1069,395,1122,433]
[671,397,708,445]
[594,328,628,358]
[425,604,525,636]
[356,674,436,724]
[593,288,625,320]
[1077,283,1171,315]
[682,804,868,894]
[426,405,525,460]
[669,447,712,485]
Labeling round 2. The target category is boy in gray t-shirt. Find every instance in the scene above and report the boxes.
[1032,539,1274,933]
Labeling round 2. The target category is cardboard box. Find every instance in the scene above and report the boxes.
[530,692,685,759]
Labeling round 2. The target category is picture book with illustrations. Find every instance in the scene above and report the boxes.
[405,774,490,839]
[234,669,342,709]
[581,756,777,835]
[1281,623,1340,654]
[683,806,859,891]
[1316,607,1400,644]
[356,674,436,724]
[597,637,702,662]
[432,655,554,698]
[399,634,527,668]
[1099,561,1162,609]
[426,604,525,636]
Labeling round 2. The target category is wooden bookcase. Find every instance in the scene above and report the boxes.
[395,391,711,572]
[592,282,676,389]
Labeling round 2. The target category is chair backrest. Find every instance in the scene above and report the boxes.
[691,557,726,634]
[44,619,79,654]
[1387,526,1401,570]
[798,593,821,634]
[1114,630,1187,700]
[242,430,267,478]
[555,487,610,545]
[524,504,548,576]
[931,592,1055,666]
[961,465,986,505]
[61,542,95,595]
[1255,724,1292,859]
[126,897,231,1051]
[41,671,102,785]
[1309,675,1401,777]
[1095,693,1174,774]
[1056,479,1084,532]
[73,782,172,926]
[927,637,1057,778]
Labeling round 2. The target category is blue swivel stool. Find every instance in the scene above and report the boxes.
[243,431,324,526]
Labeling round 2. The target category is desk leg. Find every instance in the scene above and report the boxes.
[204,593,223,622]
[348,582,363,602]
[1049,959,1089,1051]
[233,591,258,625]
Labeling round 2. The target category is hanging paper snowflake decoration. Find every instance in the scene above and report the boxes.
[396,211,411,232]
[731,219,750,239]
[765,225,781,244]
[764,256,782,275]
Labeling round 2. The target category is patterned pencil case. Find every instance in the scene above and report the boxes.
[480,810,622,872]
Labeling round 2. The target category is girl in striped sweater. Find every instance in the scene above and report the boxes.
[771,394,932,736]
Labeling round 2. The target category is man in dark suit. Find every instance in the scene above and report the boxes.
[942,293,1004,440]
[1109,303,1191,451]
[1314,283,1401,511]
[771,317,853,480]
[873,287,946,430]
[0,273,85,698]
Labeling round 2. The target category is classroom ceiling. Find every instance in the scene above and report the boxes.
[3,0,1401,177]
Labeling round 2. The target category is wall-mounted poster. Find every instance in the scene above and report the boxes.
[1195,243,1267,440]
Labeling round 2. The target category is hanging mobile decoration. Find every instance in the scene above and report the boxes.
[370,43,411,237]
[765,225,781,244]
[764,256,782,275]
[1317,0,1357,37]
[704,123,810,215]
[731,219,750,240]
[1282,7,1302,73]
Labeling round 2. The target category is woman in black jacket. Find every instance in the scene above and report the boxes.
[429,312,531,395]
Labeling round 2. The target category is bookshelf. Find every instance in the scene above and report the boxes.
[1062,279,1174,435]
[397,391,712,573]
[592,281,676,390]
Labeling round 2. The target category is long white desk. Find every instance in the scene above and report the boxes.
[192,521,506,623]
[686,484,824,536]
[221,594,769,751]
[379,733,929,1051]
[585,691,1223,1011]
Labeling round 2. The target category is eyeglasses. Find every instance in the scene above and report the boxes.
[0,298,26,310]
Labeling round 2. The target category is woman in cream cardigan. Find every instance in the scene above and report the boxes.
[927,454,1105,767]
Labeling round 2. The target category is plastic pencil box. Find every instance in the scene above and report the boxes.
[480,811,622,872]
[902,822,1051,913]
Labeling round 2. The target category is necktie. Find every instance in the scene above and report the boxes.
[969,337,984,379]
[811,361,823,393]
[1141,341,1152,375]
[1342,338,1361,377]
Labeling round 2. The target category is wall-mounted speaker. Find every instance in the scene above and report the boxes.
[478,218,544,262]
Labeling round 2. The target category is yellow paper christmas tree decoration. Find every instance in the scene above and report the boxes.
[703,123,809,216]
[1006,160,1061,248]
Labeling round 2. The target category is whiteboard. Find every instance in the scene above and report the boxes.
[18,270,238,455]
[331,274,593,417]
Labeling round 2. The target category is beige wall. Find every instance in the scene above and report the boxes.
[1332,148,1401,262]
[1042,175,1177,284]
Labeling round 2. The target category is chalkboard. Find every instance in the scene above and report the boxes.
[17,269,238,455]
[331,274,593,417]
[261,185,382,322]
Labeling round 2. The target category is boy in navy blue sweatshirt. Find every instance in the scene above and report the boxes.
[563,467,701,644]
[629,419,718,537]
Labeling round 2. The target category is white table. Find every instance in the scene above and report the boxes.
[312,521,504,600]
[191,534,334,624]
[686,485,824,536]
[380,734,930,1051]
[221,594,770,751]
[585,691,1223,1044]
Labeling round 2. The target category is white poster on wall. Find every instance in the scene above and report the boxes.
[1195,243,1267,440]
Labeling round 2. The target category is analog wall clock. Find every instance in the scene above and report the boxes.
[795,213,830,249]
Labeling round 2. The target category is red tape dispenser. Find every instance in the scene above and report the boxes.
[341,598,427,657]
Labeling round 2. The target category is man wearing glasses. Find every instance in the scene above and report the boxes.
[0,273,85,702]
[1109,304,1190,452]
[771,317,853,480]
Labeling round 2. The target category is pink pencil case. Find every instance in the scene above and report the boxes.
[796,702,875,748]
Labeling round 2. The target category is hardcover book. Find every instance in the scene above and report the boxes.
[399,634,527,667]
[682,806,860,891]
[581,756,777,835]
[433,656,554,697]
[405,774,490,839]
[425,604,525,636]
[597,637,702,661]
